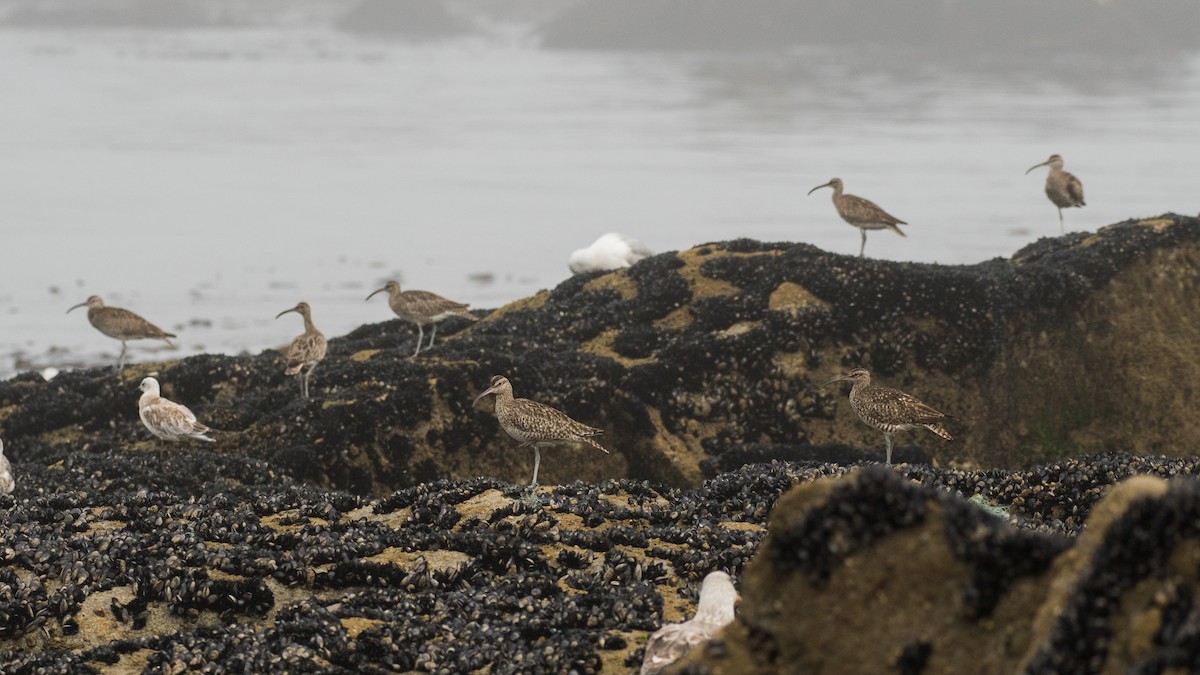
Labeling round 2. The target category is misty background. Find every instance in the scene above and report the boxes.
[1,0,1198,379]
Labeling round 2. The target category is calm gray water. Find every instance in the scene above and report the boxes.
[2,29,1199,379]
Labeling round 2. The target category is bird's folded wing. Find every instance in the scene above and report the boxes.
[143,402,200,436]
[642,622,711,674]
[287,333,327,366]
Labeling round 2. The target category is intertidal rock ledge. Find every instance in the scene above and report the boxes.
[2,214,1197,494]
[673,464,1200,674]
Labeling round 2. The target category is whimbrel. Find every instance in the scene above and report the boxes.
[1026,154,1085,233]
[276,302,327,399]
[641,571,737,675]
[0,438,13,496]
[366,281,478,357]
[137,377,215,446]
[568,233,653,275]
[472,375,609,487]
[67,295,175,370]
[822,368,951,464]
[808,178,907,258]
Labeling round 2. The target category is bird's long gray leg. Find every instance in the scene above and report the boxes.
[531,447,541,487]
[859,228,867,258]
[1058,208,1064,234]
[428,323,437,349]
[117,341,128,371]
[884,434,894,465]
[413,324,424,357]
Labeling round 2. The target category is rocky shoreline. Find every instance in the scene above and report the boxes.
[4,452,1200,672]
[3,214,1200,672]
[3,214,1197,493]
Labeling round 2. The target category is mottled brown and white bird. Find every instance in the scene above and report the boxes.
[0,438,14,496]
[366,280,478,357]
[1025,154,1086,233]
[68,295,176,370]
[641,571,737,675]
[137,377,214,445]
[472,375,608,487]
[808,177,907,258]
[276,301,327,399]
[822,368,951,464]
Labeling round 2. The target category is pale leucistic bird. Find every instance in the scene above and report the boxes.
[568,233,653,275]
[1,438,14,496]
[641,571,738,675]
[137,377,215,444]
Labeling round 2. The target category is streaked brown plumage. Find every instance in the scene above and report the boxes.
[67,295,176,370]
[1025,154,1085,233]
[276,301,327,399]
[472,375,609,487]
[138,377,214,445]
[822,368,951,464]
[366,280,478,357]
[808,177,907,258]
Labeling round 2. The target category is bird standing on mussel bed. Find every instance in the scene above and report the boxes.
[67,295,176,370]
[472,375,609,488]
[137,377,215,450]
[366,280,477,357]
[822,368,952,464]
[808,178,907,258]
[276,301,326,399]
[1025,154,1085,233]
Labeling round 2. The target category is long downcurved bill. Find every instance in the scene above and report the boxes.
[472,384,500,407]
[275,307,298,320]
[807,182,834,195]
[820,375,850,388]
[66,302,87,314]
[1024,161,1049,175]
[365,287,388,301]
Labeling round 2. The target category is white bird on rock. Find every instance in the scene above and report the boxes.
[1,438,14,496]
[568,233,653,275]
[137,377,215,445]
[641,571,737,675]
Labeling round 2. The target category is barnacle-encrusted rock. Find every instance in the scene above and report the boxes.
[2,215,1198,493]
[673,464,1200,674]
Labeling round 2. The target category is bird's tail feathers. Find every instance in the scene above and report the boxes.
[580,436,610,454]
[926,423,953,441]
